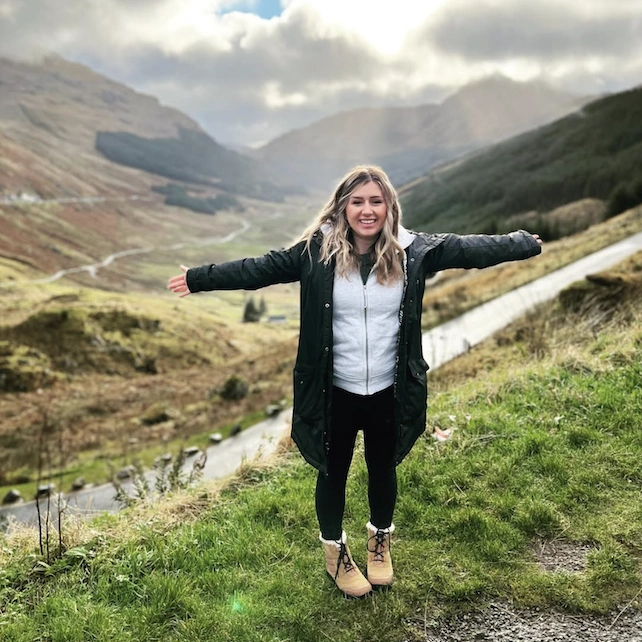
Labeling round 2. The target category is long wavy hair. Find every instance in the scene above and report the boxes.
[299,165,404,284]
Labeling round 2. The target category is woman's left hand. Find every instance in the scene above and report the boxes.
[531,233,543,246]
[167,265,191,297]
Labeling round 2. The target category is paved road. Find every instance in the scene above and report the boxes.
[1,410,292,527]
[3,230,642,527]
[0,194,152,206]
[423,231,642,368]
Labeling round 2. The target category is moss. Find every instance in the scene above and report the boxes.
[140,402,176,426]
[89,309,161,336]
[0,341,57,392]
[0,307,165,376]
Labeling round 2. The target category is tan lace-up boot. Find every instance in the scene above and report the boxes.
[320,532,372,598]
[366,522,394,587]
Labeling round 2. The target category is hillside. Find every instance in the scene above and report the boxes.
[0,55,289,201]
[0,56,309,289]
[2,252,641,641]
[0,203,639,504]
[400,85,642,237]
[256,76,589,189]
[0,281,300,493]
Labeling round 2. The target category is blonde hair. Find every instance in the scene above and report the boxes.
[299,165,404,284]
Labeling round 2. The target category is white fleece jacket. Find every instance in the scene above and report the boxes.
[332,226,415,395]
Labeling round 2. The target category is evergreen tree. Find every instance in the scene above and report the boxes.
[242,296,262,323]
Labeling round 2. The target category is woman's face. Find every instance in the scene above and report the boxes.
[345,181,388,252]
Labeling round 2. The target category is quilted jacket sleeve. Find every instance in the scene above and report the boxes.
[425,230,541,272]
[186,241,306,292]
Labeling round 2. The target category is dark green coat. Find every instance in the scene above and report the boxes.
[186,228,541,474]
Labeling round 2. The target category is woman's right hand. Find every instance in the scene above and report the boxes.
[167,265,191,298]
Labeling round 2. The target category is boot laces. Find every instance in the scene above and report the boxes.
[367,530,388,563]
[335,542,356,579]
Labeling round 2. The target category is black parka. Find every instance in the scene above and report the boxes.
[186,228,541,474]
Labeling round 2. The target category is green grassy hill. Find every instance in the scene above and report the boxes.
[400,86,642,238]
[2,253,641,641]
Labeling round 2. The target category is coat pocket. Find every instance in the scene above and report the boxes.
[403,357,429,422]
[408,356,429,383]
[293,364,324,421]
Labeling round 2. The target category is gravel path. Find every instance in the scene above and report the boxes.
[423,602,642,641]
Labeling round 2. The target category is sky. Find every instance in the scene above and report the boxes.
[0,0,640,148]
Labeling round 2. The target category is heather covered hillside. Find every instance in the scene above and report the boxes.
[0,55,301,289]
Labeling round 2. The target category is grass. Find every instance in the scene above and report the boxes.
[1,256,641,641]
[0,192,313,497]
[0,283,298,497]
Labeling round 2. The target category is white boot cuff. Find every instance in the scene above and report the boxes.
[367,521,395,534]
[319,531,347,546]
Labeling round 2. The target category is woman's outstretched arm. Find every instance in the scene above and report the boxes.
[425,230,542,272]
[167,241,307,296]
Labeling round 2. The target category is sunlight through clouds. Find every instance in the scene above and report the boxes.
[0,0,640,146]
[283,0,447,55]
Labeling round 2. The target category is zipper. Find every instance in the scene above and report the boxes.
[393,253,408,397]
[363,282,369,395]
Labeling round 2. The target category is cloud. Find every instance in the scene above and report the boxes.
[422,0,642,60]
[0,0,640,145]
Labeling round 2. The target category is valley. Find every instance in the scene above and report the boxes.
[2,53,642,518]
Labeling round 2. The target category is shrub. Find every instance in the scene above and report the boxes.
[219,376,249,401]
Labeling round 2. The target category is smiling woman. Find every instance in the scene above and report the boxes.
[345,182,388,253]
[168,164,543,599]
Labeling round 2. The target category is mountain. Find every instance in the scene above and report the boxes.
[0,56,301,285]
[399,85,642,238]
[0,55,290,202]
[255,75,592,189]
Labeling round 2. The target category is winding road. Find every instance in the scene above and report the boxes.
[423,230,642,368]
[0,194,152,206]
[0,219,251,287]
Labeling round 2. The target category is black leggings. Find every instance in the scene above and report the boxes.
[316,386,397,540]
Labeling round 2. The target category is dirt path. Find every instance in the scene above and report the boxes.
[422,601,642,641]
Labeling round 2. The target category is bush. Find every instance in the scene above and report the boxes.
[219,376,249,401]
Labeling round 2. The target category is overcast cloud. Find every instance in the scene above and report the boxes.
[0,0,640,146]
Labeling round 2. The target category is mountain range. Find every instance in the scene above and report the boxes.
[0,54,627,284]
[254,75,592,189]
[400,85,642,238]
[0,55,289,202]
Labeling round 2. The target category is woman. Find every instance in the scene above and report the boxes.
[168,165,543,598]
